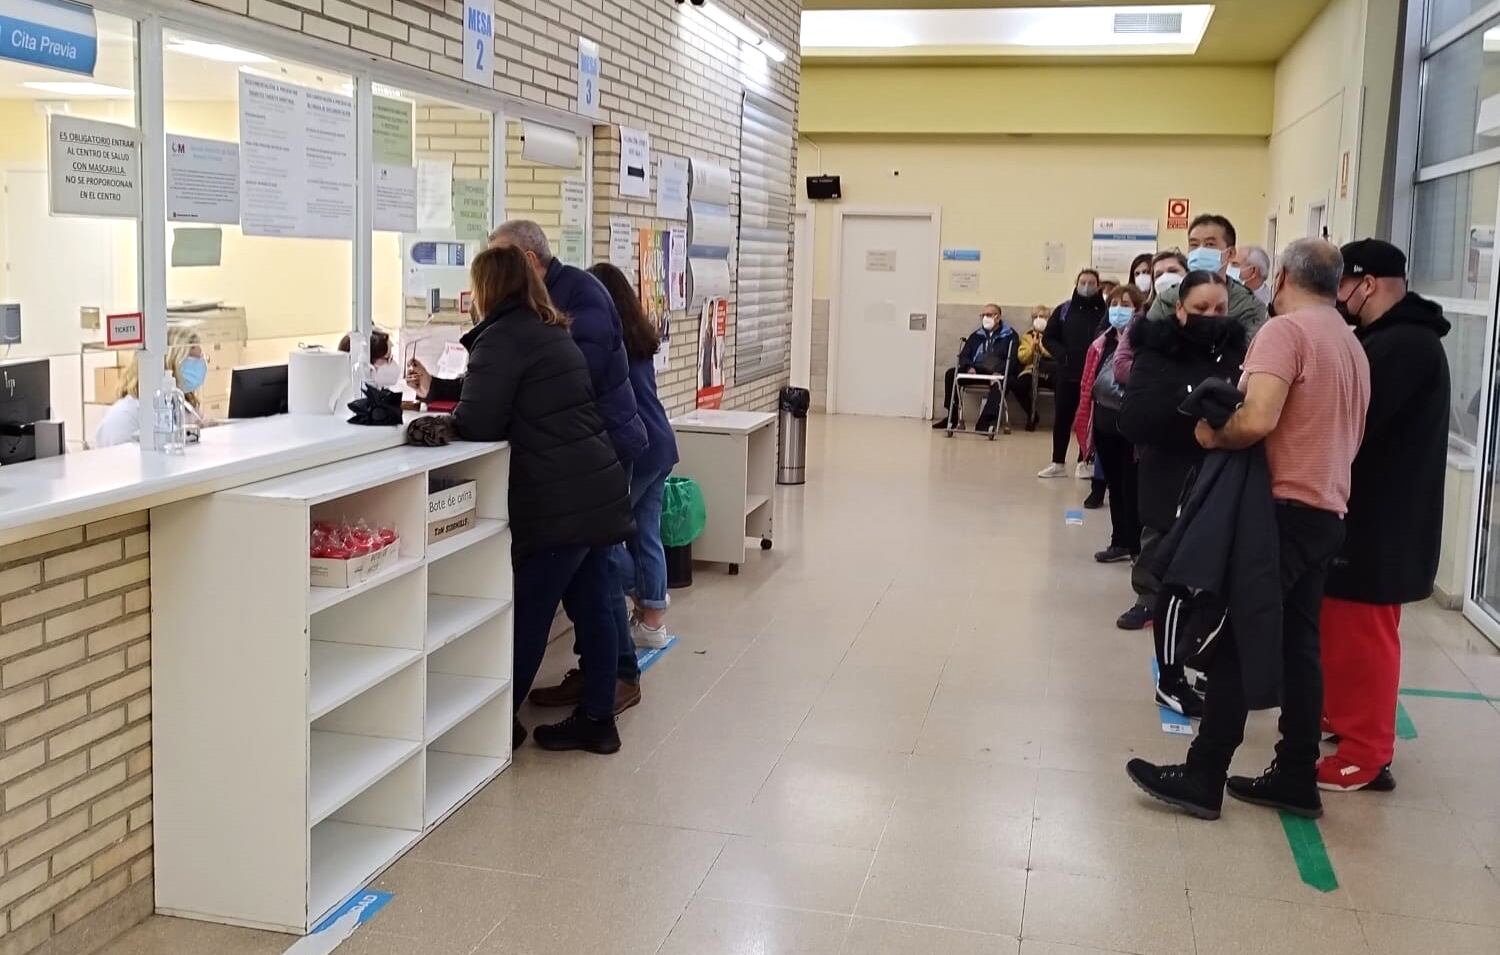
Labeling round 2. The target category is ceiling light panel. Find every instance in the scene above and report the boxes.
[801,5,1215,56]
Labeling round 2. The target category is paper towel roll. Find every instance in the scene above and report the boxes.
[521,121,579,168]
[288,347,351,415]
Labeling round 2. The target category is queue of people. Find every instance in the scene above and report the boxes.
[404,219,678,757]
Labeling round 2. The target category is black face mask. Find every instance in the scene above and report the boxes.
[1336,283,1368,327]
[1180,313,1224,347]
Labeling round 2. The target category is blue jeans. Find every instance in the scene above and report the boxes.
[514,545,619,720]
[616,464,671,611]
[572,462,642,685]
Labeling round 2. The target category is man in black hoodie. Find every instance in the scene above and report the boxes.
[1318,239,1450,793]
[1040,268,1108,477]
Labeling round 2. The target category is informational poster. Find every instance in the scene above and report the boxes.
[559,224,587,268]
[609,217,634,273]
[865,249,896,272]
[696,298,727,409]
[667,226,688,310]
[48,115,140,219]
[619,126,650,198]
[239,74,355,239]
[374,164,417,232]
[562,177,586,227]
[1091,217,1157,276]
[166,135,239,224]
[656,154,689,220]
[462,0,493,86]
[577,37,601,117]
[1043,240,1066,274]
[417,158,454,231]
[949,268,980,293]
[639,229,669,372]
[372,96,414,166]
[451,178,489,241]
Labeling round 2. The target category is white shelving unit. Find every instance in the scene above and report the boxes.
[670,410,777,573]
[151,440,513,934]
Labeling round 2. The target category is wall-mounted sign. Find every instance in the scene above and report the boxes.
[105,311,143,348]
[49,114,140,219]
[1166,197,1190,230]
[865,249,896,272]
[1091,217,1157,276]
[462,0,493,86]
[619,127,650,198]
[577,37,601,117]
[942,249,980,261]
[0,0,98,76]
[166,135,239,224]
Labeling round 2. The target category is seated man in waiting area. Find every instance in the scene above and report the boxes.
[935,303,1025,431]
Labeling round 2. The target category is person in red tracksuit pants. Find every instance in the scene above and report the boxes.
[1319,239,1451,793]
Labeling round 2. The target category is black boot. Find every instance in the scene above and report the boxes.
[1083,480,1106,509]
[1126,759,1224,820]
[1154,677,1203,719]
[533,708,622,755]
[1227,761,1322,818]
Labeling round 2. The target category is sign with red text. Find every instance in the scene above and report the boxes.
[1166,197,1190,230]
[696,298,726,409]
[105,312,143,347]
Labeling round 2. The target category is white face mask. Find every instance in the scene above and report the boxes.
[1134,273,1152,293]
[371,362,402,388]
[1154,272,1185,297]
[1032,317,1048,333]
[980,316,997,331]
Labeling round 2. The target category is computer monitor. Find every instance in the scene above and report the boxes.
[228,363,289,419]
[0,359,51,426]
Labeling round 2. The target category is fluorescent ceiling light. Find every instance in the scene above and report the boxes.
[167,40,271,63]
[22,82,133,96]
[801,5,1215,56]
[703,0,788,62]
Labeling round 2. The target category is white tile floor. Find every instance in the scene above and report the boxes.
[114,415,1500,954]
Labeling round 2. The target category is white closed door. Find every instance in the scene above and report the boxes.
[833,213,937,418]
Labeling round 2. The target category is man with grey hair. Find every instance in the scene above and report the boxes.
[1230,244,1274,308]
[1128,238,1370,821]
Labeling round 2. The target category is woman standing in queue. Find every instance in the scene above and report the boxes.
[588,263,679,649]
[427,244,635,755]
[1039,268,1108,478]
[1074,284,1145,563]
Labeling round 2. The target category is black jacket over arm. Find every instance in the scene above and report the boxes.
[450,301,634,558]
[1325,293,1451,604]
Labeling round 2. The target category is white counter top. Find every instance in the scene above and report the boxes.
[670,410,776,435]
[0,415,413,546]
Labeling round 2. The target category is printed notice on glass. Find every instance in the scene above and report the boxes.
[239,73,355,239]
[451,178,490,241]
[48,115,140,219]
[417,158,454,232]
[166,135,239,224]
[374,164,417,232]
[562,177,587,227]
[372,95,414,166]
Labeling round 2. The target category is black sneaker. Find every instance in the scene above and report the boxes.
[1125,759,1223,820]
[1094,545,1134,563]
[1116,604,1152,630]
[514,719,528,749]
[1227,761,1322,818]
[1155,679,1204,719]
[932,417,957,430]
[533,708,622,755]
[1083,488,1106,509]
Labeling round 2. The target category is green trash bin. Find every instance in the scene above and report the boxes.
[661,476,706,589]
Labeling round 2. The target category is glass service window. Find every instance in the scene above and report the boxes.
[1417,16,1500,168]
[1427,0,1497,41]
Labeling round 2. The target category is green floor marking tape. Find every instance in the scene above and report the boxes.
[1398,687,1498,702]
[1280,813,1338,893]
[1395,700,1418,740]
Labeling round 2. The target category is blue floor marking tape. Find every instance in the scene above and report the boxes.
[1150,658,1193,736]
[1064,509,1084,526]
[310,890,392,934]
[284,890,393,954]
[636,635,679,674]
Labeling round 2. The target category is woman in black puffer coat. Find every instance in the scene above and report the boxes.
[1118,270,1248,715]
[448,244,634,756]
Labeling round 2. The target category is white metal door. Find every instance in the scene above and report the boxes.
[790,210,812,388]
[832,211,937,418]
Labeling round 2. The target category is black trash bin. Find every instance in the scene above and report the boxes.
[777,386,810,485]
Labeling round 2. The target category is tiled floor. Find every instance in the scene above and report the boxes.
[114,416,1500,954]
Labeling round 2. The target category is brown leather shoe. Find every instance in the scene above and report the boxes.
[528,669,583,707]
[614,680,642,715]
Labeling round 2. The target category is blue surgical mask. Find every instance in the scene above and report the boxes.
[1107,306,1133,330]
[1186,247,1223,273]
[178,356,208,393]
[1226,265,1242,284]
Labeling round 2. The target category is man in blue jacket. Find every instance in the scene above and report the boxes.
[407,220,650,721]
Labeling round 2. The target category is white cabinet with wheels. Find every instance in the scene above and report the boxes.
[150,441,512,934]
[670,410,777,573]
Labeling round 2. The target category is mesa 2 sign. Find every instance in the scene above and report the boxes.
[462,0,493,86]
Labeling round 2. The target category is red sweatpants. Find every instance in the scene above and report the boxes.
[1319,596,1402,769]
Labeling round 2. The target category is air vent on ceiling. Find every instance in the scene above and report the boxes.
[1113,12,1183,35]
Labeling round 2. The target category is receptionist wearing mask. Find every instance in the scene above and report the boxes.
[339,329,400,389]
[94,333,207,449]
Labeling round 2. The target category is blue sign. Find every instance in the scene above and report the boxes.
[0,0,97,76]
[310,890,392,934]
[942,248,981,261]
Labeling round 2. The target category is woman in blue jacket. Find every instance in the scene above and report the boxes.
[588,263,680,649]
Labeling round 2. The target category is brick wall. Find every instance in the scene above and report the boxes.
[0,515,153,955]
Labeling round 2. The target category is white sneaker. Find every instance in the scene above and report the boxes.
[634,621,671,649]
[1038,462,1067,478]
[1076,461,1093,479]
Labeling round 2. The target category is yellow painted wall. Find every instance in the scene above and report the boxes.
[798,135,1270,305]
[800,63,1276,138]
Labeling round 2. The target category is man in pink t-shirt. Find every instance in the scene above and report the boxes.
[1127,238,1370,822]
